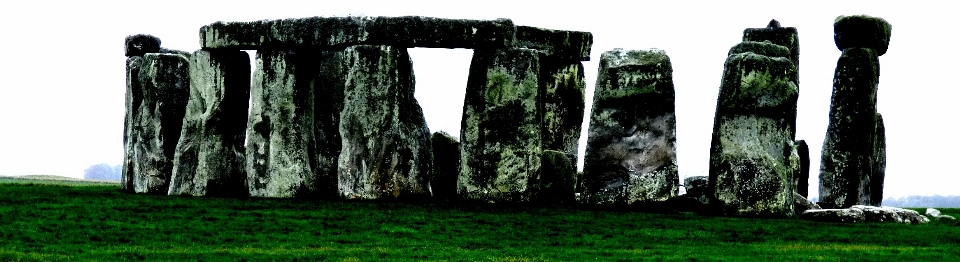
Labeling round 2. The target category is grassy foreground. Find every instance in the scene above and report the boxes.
[0,180,957,261]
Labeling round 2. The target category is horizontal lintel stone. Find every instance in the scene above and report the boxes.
[200,16,516,50]
[515,26,592,61]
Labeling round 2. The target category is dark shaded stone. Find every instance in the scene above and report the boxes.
[200,16,515,50]
[168,50,250,197]
[684,176,708,198]
[540,60,585,168]
[128,54,190,194]
[819,47,881,208]
[515,26,592,61]
[871,113,886,206]
[538,150,576,203]
[834,15,892,56]
[796,140,810,198]
[460,48,543,203]
[743,21,799,69]
[801,209,865,223]
[709,51,798,217]
[125,34,161,57]
[313,51,348,199]
[430,131,460,200]
[245,50,324,198]
[583,49,678,206]
[337,45,432,200]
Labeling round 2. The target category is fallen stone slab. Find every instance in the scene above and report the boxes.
[939,215,956,221]
[801,208,865,223]
[794,192,820,216]
[515,26,592,60]
[834,15,892,55]
[200,16,515,51]
[849,205,930,224]
[583,49,678,206]
[168,50,251,197]
[925,208,942,217]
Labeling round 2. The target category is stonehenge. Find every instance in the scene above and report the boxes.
[819,15,890,209]
[122,15,893,215]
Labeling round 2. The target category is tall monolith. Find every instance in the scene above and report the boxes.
[460,48,544,203]
[709,40,799,216]
[128,53,191,194]
[168,50,250,197]
[430,131,460,200]
[245,50,323,198]
[819,15,890,208]
[582,49,678,206]
[337,45,432,200]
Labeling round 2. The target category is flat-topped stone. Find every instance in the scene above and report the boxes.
[728,41,790,59]
[515,26,592,60]
[200,16,516,50]
[834,15,892,56]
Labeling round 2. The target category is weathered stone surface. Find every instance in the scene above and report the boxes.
[801,208,865,223]
[125,34,161,57]
[246,50,324,198]
[128,54,190,194]
[796,140,810,197]
[709,50,799,217]
[122,57,144,193]
[538,150,576,203]
[684,176,708,197]
[794,192,820,216]
[430,131,460,200]
[871,114,886,206]
[541,60,585,168]
[460,48,543,203]
[819,47,882,208]
[727,41,791,59]
[743,20,799,68]
[313,50,349,199]
[583,49,678,206]
[850,205,930,224]
[926,208,942,217]
[168,50,250,197]
[834,15,892,56]
[337,45,432,200]
[515,26,592,61]
[201,16,515,50]
[939,215,956,221]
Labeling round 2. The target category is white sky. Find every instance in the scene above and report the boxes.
[0,0,956,198]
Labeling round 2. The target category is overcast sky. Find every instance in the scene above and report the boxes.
[0,0,955,198]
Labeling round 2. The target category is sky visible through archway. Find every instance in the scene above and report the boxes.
[0,0,956,199]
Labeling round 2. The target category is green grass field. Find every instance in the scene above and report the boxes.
[0,178,957,261]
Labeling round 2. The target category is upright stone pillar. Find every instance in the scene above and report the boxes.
[123,34,162,193]
[337,45,432,199]
[460,48,544,203]
[709,40,799,216]
[246,50,323,198]
[168,50,250,197]
[796,140,810,198]
[540,58,586,169]
[820,14,891,208]
[129,53,191,194]
[582,49,679,206]
[430,131,460,200]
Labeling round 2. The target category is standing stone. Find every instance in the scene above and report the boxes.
[122,56,144,193]
[582,49,678,206]
[313,51,348,198]
[538,150,576,203]
[820,15,890,209]
[129,54,191,194]
[168,50,250,197]
[742,19,799,72]
[246,50,322,198]
[819,48,882,208]
[337,45,432,200]
[541,60,585,169]
[460,48,543,203]
[796,140,810,197]
[709,41,799,216]
[430,131,460,200]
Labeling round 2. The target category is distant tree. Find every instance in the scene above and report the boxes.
[83,163,121,181]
